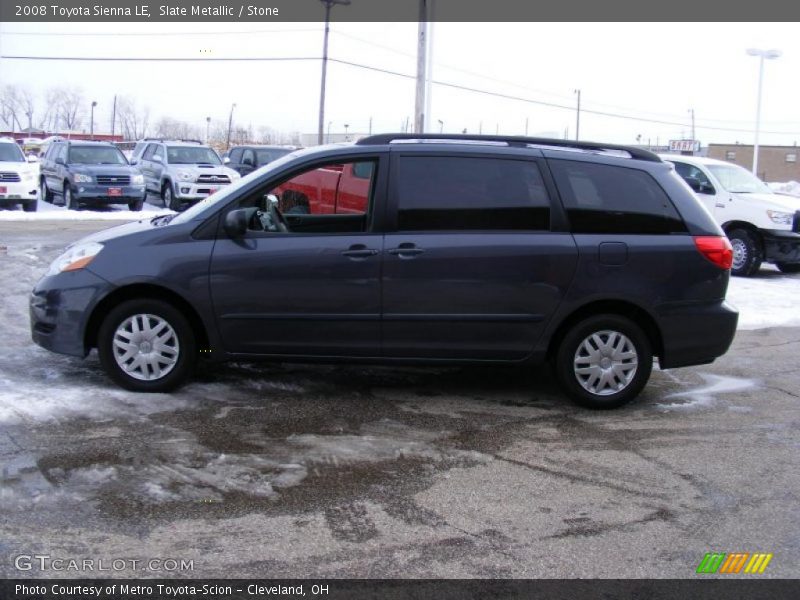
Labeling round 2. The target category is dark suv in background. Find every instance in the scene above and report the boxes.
[39,140,146,211]
[30,134,738,409]
[223,145,294,176]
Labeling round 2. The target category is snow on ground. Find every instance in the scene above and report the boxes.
[727,264,800,330]
[0,197,172,221]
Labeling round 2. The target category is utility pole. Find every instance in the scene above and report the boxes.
[424,1,436,135]
[414,0,429,133]
[525,117,529,136]
[574,89,581,140]
[226,103,236,150]
[90,100,97,139]
[317,0,351,145]
[368,116,372,135]
[110,95,117,138]
[689,108,696,141]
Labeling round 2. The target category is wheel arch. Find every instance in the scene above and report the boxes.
[546,299,664,361]
[84,283,210,353]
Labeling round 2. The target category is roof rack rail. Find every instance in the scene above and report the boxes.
[355,133,661,162]
[141,138,203,144]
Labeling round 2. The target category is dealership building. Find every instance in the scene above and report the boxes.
[707,143,800,182]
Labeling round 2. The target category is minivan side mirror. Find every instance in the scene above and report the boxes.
[224,208,250,238]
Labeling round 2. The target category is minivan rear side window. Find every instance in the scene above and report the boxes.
[549,160,687,234]
[396,156,551,231]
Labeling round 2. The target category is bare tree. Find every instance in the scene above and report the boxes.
[0,84,25,131]
[52,86,85,131]
[116,96,150,140]
[153,116,200,141]
[38,88,62,132]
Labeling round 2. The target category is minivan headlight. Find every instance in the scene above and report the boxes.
[767,210,793,225]
[47,242,104,276]
[73,173,92,183]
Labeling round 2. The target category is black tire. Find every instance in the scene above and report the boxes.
[64,183,78,210]
[97,298,196,392]
[162,181,180,211]
[727,228,762,277]
[128,197,144,212]
[776,262,800,274]
[40,178,53,203]
[22,200,37,212]
[554,314,653,410]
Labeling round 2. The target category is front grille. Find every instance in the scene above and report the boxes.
[0,172,21,182]
[96,175,130,185]
[196,174,230,184]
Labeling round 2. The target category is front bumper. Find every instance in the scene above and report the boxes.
[173,181,231,201]
[656,300,738,369]
[762,229,800,264]
[0,179,38,203]
[30,269,113,357]
[71,183,146,204]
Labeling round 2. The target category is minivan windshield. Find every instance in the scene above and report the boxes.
[170,149,304,225]
[68,145,128,165]
[167,146,221,165]
[707,164,772,194]
[0,142,25,163]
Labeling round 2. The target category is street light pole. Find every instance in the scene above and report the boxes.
[574,89,581,141]
[317,0,351,145]
[747,48,781,176]
[344,123,349,140]
[206,117,211,144]
[90,101,97,139]
[438,119,443,133]
[226,103,236,150]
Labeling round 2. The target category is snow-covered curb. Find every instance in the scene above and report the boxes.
[0,199,173,221]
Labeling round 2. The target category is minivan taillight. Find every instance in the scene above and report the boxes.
[694,236,733,270]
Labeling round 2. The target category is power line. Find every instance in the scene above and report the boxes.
[4,52,799,135]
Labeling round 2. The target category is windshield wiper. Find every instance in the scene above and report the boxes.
[150,214,176,226]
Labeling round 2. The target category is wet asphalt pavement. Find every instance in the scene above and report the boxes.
[0,222,798,579]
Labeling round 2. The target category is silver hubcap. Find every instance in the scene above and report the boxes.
[112,313,180,381]
[573,330,638,396]
[731,238,747,270]
[164,188,171,206]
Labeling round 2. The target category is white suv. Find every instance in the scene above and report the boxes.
[0,137,39,212]
[662,154,800,276]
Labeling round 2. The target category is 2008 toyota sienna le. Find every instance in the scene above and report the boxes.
[30,134,738,409]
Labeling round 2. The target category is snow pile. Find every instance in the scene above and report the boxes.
[0,198,172,221]
[768,181,800,197]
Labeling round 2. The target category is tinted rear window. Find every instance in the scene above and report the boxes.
[549,160,687,234]
[396,156,551,231]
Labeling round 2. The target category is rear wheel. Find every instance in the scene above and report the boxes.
[776,262,800,274]
[554,314,653,410]
[727,228,762,277]
[40,178,53,203]
[97,299,196,392]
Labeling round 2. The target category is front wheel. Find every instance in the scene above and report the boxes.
[776,262,800,274]
[162,182,180,211]
[64,185,78,210]
[97,299,196,392]
[40,179,53,203]
[554,314,653,410]
[128,197,144,212]
[727,228,762,277]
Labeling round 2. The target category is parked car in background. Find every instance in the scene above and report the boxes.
[223,144,294,176]
[31,134,738,409]
[133,140,240,211]
[0,136,39,211]
[39,140,146,211]
[662,154,800,275]
[272,161,371,214]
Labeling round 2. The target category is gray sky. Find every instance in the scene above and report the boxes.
[1,21,799,146]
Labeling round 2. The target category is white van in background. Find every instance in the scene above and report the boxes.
[662,154,800,276]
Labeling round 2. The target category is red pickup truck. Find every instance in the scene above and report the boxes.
[274,161,372,215]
